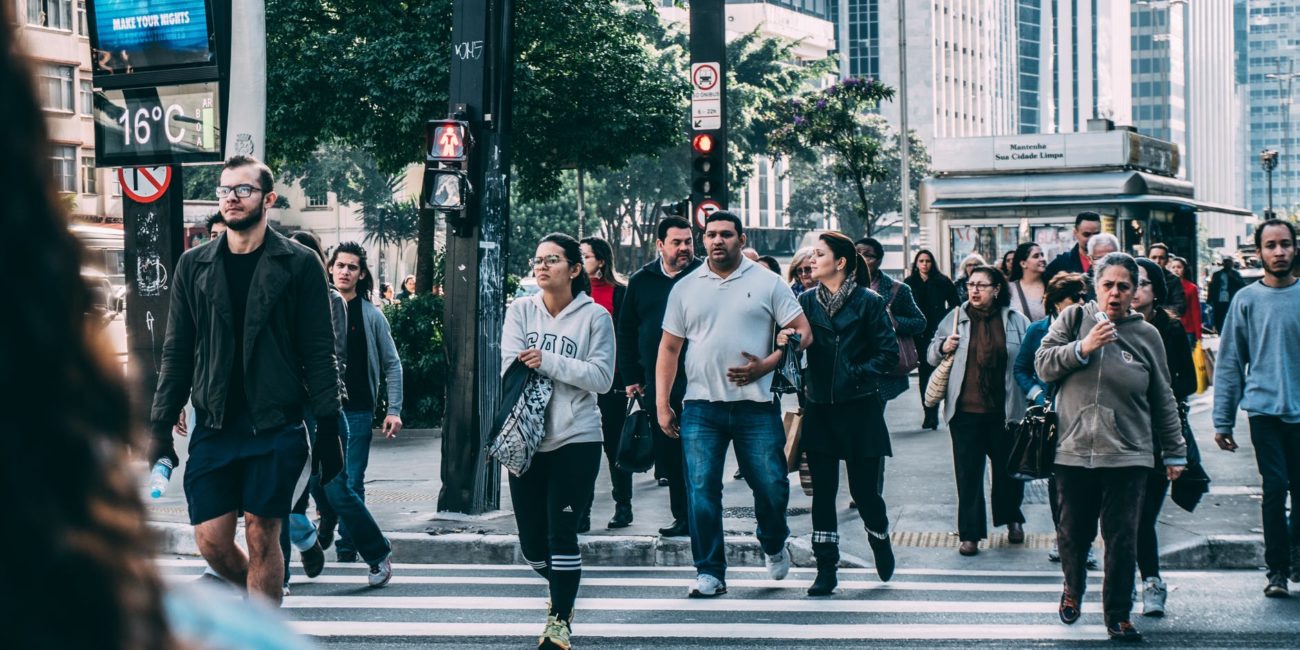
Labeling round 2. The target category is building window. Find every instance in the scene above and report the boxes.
[76,0,87,35]
[306,192,329,208]
[51,145,76,193]
[39,64,75,112]
[26,0,73,31]
[81,155,97,194]
[79,79,93,115]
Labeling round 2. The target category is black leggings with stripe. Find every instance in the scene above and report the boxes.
[508,441,602,622]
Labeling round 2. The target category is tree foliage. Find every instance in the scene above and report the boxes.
[784,115,930,238]
[771,78,900,237]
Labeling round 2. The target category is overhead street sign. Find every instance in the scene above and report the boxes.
[118,166,174,203]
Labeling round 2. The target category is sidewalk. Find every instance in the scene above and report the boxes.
[148,376,1268,570]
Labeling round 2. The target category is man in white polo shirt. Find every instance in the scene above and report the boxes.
[655,211,813,598]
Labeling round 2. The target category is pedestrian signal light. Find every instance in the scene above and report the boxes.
[427,120,470,162]
[421,169,470,212]
[692,133,714,154]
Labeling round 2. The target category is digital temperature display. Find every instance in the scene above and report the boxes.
[93,82,222,166]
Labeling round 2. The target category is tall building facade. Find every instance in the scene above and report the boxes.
[17,0,118,223]
[1130,1,1187,148]
[1015,0,1132,134]
[1241,0,1300,219]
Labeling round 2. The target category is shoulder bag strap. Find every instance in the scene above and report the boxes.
[1014,281,1031,316]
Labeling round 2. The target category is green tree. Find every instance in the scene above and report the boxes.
[770,78,899,238]
[507,178,580,277]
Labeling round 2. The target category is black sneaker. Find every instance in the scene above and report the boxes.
[1265,571,1291,598]
[336,551,359,564]
[1106,620,1143,642]
[301,541,325,578]
[317,516,337,550]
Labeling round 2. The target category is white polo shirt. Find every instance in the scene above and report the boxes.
[662,256,804,403]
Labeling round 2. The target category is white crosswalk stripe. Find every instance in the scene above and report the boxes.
[159,559,1134,642]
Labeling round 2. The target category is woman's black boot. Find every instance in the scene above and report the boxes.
[868,529,895,582]
[807,540,839,596]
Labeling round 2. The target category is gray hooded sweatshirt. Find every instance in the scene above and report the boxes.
[500,291,615,452]
[1034,302,1186,470]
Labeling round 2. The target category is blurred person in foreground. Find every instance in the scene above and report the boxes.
[1036,252,1186,642]
[0,8,308,647]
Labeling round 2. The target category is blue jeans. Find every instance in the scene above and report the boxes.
[680,400,790,580]
[336,409,376,557]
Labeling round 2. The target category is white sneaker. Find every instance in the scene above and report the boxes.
[1048,541,1061,562]
[687,573,727,598]
[766,548,791,581]
[1142,577,1167,617]
[368,555,393,588]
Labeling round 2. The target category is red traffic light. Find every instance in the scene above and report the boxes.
[692,133,715,154]
[428,120,469,162]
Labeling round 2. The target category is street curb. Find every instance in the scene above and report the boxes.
[151,522,1263,570]
[1158,533,1267,570]
[150,522,869,568]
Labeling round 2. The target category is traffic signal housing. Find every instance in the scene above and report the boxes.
[690,132,726,209]
[421,119,474,234]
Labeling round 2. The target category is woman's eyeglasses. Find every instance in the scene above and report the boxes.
[530,254,565,268]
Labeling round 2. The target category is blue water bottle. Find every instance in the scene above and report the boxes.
[149,458,174,499]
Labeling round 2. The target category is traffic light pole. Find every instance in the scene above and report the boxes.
[437,0,516,514]
[689,0,728,222]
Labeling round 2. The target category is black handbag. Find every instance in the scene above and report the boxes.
[615,397,655,473]
[1007,403,1059,480]
[772,333,803,395]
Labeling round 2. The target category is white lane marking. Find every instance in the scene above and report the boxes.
[281,595,1101,614]
[290,621,1109,640]
[163,574,1077,592]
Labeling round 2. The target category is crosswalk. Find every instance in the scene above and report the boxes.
[155,558,1147,643]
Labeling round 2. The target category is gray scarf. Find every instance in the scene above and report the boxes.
[816,277,857,318]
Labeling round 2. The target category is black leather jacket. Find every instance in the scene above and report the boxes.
[799,287,900,404]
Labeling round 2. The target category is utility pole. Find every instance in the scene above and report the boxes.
[437,0,516,514]
[1266,61,1299,216]
[689,0,728,225]
[898,0,911,260]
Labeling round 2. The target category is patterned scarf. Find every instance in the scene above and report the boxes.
[816,277,857,318]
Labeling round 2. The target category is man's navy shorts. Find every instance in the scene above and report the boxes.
[183,414,309,525]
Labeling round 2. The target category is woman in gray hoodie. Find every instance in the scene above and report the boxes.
[500,233,615,650]
[1035,252,1186,643]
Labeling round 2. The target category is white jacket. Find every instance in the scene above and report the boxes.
[500,291,615,452]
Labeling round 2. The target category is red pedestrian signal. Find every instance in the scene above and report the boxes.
[428,121,469,162]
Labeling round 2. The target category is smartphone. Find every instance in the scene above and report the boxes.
[1095,311,1109,323]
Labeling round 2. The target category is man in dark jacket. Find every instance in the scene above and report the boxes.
[1144,243,1187,317]
[1207,256,1246,333]
[149,155,342,604]
[1044,212,1103,286]
[853,237,926,402]
[619,216,701,538]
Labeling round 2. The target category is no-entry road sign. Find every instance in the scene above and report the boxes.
[118,166,174,204]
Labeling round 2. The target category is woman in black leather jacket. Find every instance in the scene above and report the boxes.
[777,231,900,597]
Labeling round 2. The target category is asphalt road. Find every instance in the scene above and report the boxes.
[157,553,1300,649]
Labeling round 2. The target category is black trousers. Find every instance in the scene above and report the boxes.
[1056,464,1147,626]
[1249,415,1300,576]
[1136,469,1170,579]
[806,450,888,540]
[948,411,1024,541]
[651,392,688,523]
[509,442,602,621]
[596,389,632,505]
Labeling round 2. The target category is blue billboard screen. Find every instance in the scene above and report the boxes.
[90,0,214,75]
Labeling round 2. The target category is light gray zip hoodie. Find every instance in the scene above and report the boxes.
[1035,302,1186,470]
[500,291,615,452]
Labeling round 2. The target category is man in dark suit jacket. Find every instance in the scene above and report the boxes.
[1043,211,1102,286]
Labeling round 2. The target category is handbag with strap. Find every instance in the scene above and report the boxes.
[886,283,920,377]
[615,397,655,473]
[1005,311,1085,480]
[923,308,961,408]
[486,361,554,477]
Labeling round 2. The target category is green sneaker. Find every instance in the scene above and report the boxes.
[538,614,571,650]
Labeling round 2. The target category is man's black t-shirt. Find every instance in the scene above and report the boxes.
[344,296,373,412]
[222,238,265,421]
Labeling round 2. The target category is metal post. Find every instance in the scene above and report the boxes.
[224,0,266,159]
[577,167,586,238]
[898,0,910,254]
[438,0,515,514]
